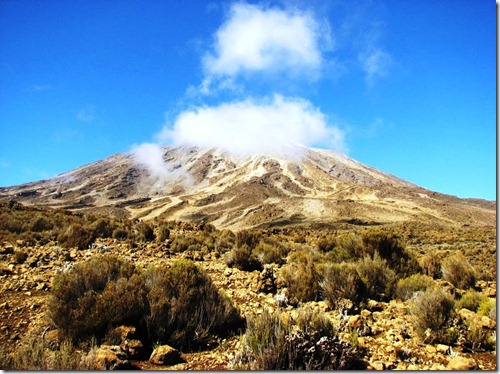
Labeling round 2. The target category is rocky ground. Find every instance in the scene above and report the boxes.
[0,234,496,370]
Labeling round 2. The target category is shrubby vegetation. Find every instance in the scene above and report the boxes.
[233,309,366,370]
[48,255,243,350]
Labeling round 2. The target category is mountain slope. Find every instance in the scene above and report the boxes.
[0,145,495,229]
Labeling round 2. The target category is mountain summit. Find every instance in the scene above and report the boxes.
[0,146,494,229]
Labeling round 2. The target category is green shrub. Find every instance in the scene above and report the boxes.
[395,274,434,301]
[112,227,128,241]
[145,259,243,349]
[281,249,322,303]
[156,224,170,243]
[135,222,155,242]
[361,231,421,278]
[317,235,336,253]
[48,254,146,343]
[48,256,243,351]
[14,250,28,264]
[419,251,442,279]
[225,244,263,271]
[253,241,289,265]
[355,254,396,301]
[235,230,261,249]
[234,309,366,370]
[57,223,94,250]
[410,288,456,344]
[457,289,486,312]
[463,318,496,352]
[320,263,366,309]
[92,218,114,239]
[30,215,54,232]
[478,298,496,320]
[441,254,476,290]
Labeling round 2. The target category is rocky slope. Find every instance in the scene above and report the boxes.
[0,145,495,229]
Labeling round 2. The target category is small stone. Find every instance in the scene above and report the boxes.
[360,309,372,319]
[447,356,478,370]
[150,345,185,366]
[370,360,385,370]
[348,315,362,329]
[425,345,436,354]
[436,344,450,354]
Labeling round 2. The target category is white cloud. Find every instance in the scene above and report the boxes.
[131,143,169,180]
[359,48,392,85]
[201,2,329,91]
[158,95,345,157]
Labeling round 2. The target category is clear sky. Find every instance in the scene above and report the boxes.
[0,0,496,200]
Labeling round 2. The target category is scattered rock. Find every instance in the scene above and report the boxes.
[436,344,450,354]
[446,356,478,370]
[94,345,134,370]
[150,345,185,366]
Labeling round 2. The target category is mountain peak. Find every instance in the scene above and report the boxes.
[0,145,494,229]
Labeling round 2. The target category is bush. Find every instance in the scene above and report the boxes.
[478,298,496,320]
[156,224,170,243]
[14,250,28,264]
[48,255,146,343]
[233,309,366,370]
[145,259,243,349]
[395,274,434,301]
[253,241,289,265]
[361,231,421,278]
[281,249,322,303]
[135,222,155,242]
[320,263,366,309]
[410,288,456,344]
[457,289,486,312]
[463,318,496,352]
[441,254,476,290]
[355,254,396,301]
[57,224,94,250]
[112,227,128,241]
[419,251,442,279]
[235,230,261,249]
[92,218,114,239]
[225,244,262,271]
[48,256,243,351]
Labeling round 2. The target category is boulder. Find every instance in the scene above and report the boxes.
[150,345,185,366]
[94,345,134,370]
[446,356,478,370]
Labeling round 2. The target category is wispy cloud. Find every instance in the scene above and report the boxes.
[76,105,97,122]
[27,84,53,93]
[359,48,392,85]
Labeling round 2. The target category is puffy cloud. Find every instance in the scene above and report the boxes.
[158,95,345,157]
[202,3,328,86]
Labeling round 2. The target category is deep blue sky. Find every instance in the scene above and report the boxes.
[0,0,495,200]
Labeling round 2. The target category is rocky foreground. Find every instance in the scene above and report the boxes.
[0,230,496,370]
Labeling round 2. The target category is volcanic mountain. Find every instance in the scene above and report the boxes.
[0,145,495,229]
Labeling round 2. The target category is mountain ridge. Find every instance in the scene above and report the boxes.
[0,145,495,229]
